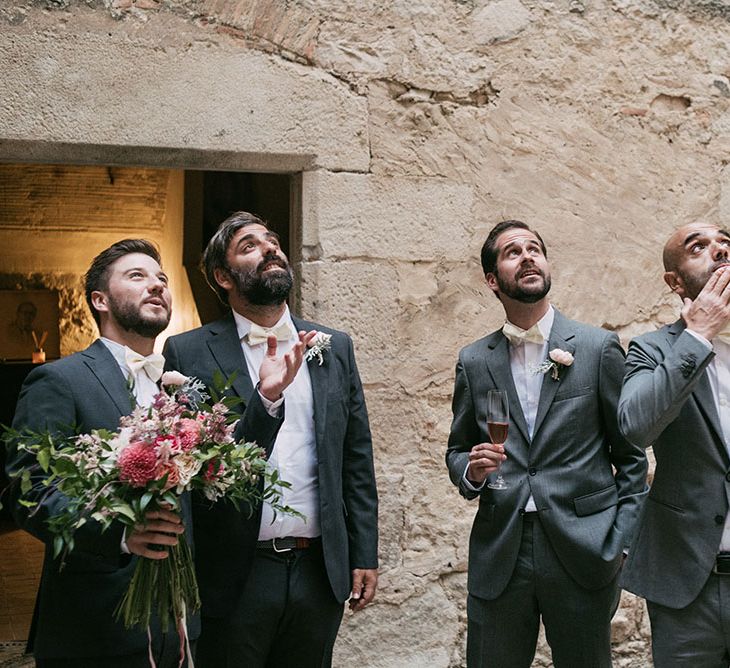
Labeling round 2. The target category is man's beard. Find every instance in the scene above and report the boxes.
[496,265,551,303]
[108,294,171,338]
[679,260,730,300]
[229,254,294,306]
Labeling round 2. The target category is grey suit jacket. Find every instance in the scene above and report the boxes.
[5,340,201,659]
[163,313,378,616]
[619,320,727,609]
[446,309,648,600]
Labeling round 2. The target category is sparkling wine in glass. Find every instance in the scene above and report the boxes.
[486,389,509,490]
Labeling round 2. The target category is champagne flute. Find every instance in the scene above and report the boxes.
[486,389,509,490]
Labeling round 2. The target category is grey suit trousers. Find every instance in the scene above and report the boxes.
[466,514,620,668]
[648,572,730,668]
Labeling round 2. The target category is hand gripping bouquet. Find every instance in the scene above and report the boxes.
[5,371,294,665]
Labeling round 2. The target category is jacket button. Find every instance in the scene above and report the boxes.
[528,467,537,476]
[716,515,725,525]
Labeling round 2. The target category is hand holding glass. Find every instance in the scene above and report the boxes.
[486,389,509,490]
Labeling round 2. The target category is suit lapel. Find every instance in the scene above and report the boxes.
[207,315,255,401]
[485,332,530,443]
[532,310,576,439]
[293,317,330,453]
[81,339,135,416]
[666,320,729,463]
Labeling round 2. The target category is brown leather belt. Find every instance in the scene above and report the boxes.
[256,537,320,552]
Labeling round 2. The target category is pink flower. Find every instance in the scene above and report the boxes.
[176,419,202,451]
[549,348,574,366]
[118,442,158,487]
[203,459,224,482]
[158,461,180,491]
[154,434,182,454]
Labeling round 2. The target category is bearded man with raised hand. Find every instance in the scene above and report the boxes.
[164,211,379,668]
[619,223,730,667]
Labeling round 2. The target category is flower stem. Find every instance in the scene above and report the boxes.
[115,539,200,632]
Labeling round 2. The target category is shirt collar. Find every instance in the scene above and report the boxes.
[232,305,295,342]
[504,304,554,343]
[100,337,132,372]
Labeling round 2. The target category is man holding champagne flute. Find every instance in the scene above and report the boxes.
[445,220,648,667]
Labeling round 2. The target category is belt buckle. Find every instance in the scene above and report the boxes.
[272,537,292,553]
[715,554,730,575]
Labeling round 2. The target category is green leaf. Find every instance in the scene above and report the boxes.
[140,492,153,513]
[37,448,51,471]
[53,535,64,559]
[110,504,137,522]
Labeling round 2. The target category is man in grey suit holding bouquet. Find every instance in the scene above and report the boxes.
[619,222,730,666]
[5,239,301,667]
[446,220,647,667]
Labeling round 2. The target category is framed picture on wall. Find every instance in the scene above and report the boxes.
[0,289,60,362]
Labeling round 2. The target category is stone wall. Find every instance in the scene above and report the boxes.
[2,1,730,666]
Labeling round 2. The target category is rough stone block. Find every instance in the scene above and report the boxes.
[0,14,369,172]
[302,170,474,261]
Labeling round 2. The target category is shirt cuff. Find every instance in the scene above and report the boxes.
[462,462,486,492]
[685,328,713,350]
[258,390,284,417]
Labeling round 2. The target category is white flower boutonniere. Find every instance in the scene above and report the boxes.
[160,371,189,388]
[534,348,574,381]
[304,332,332,366]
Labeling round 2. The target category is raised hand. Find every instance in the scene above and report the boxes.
[682,265,730,341]
[258,330,318,401]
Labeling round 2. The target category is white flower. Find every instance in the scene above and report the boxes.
[533,348,574,381]
[303,332,332,366]
[174,453,203,490]
[161,371,188,387]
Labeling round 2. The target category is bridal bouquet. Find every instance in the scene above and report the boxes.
[6,371,291,645]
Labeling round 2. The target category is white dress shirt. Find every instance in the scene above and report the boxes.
[100,338,159,408]
[688,331,730,551]
[464,306,555,512]
[232,306,321,539]
[101,337,161,554]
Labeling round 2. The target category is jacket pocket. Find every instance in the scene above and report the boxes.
[647,496,685,514]
[573,484,618,517]
[554,385,593,402]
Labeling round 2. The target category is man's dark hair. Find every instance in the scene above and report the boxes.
[202,211,269,304]
[85,239,161,326]
[480,219,548,275]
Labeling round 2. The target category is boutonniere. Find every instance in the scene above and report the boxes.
[304,332,332,366]
[160,371,209,407]
[534,348,574,381]
[160,371,189,388]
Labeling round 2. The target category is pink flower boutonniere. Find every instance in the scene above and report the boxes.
[534,348,574,381]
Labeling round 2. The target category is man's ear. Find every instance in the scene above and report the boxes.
[485,272,499,294]
[90,290,109,314]
[213,268,233,291]
[663,270,686,299]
